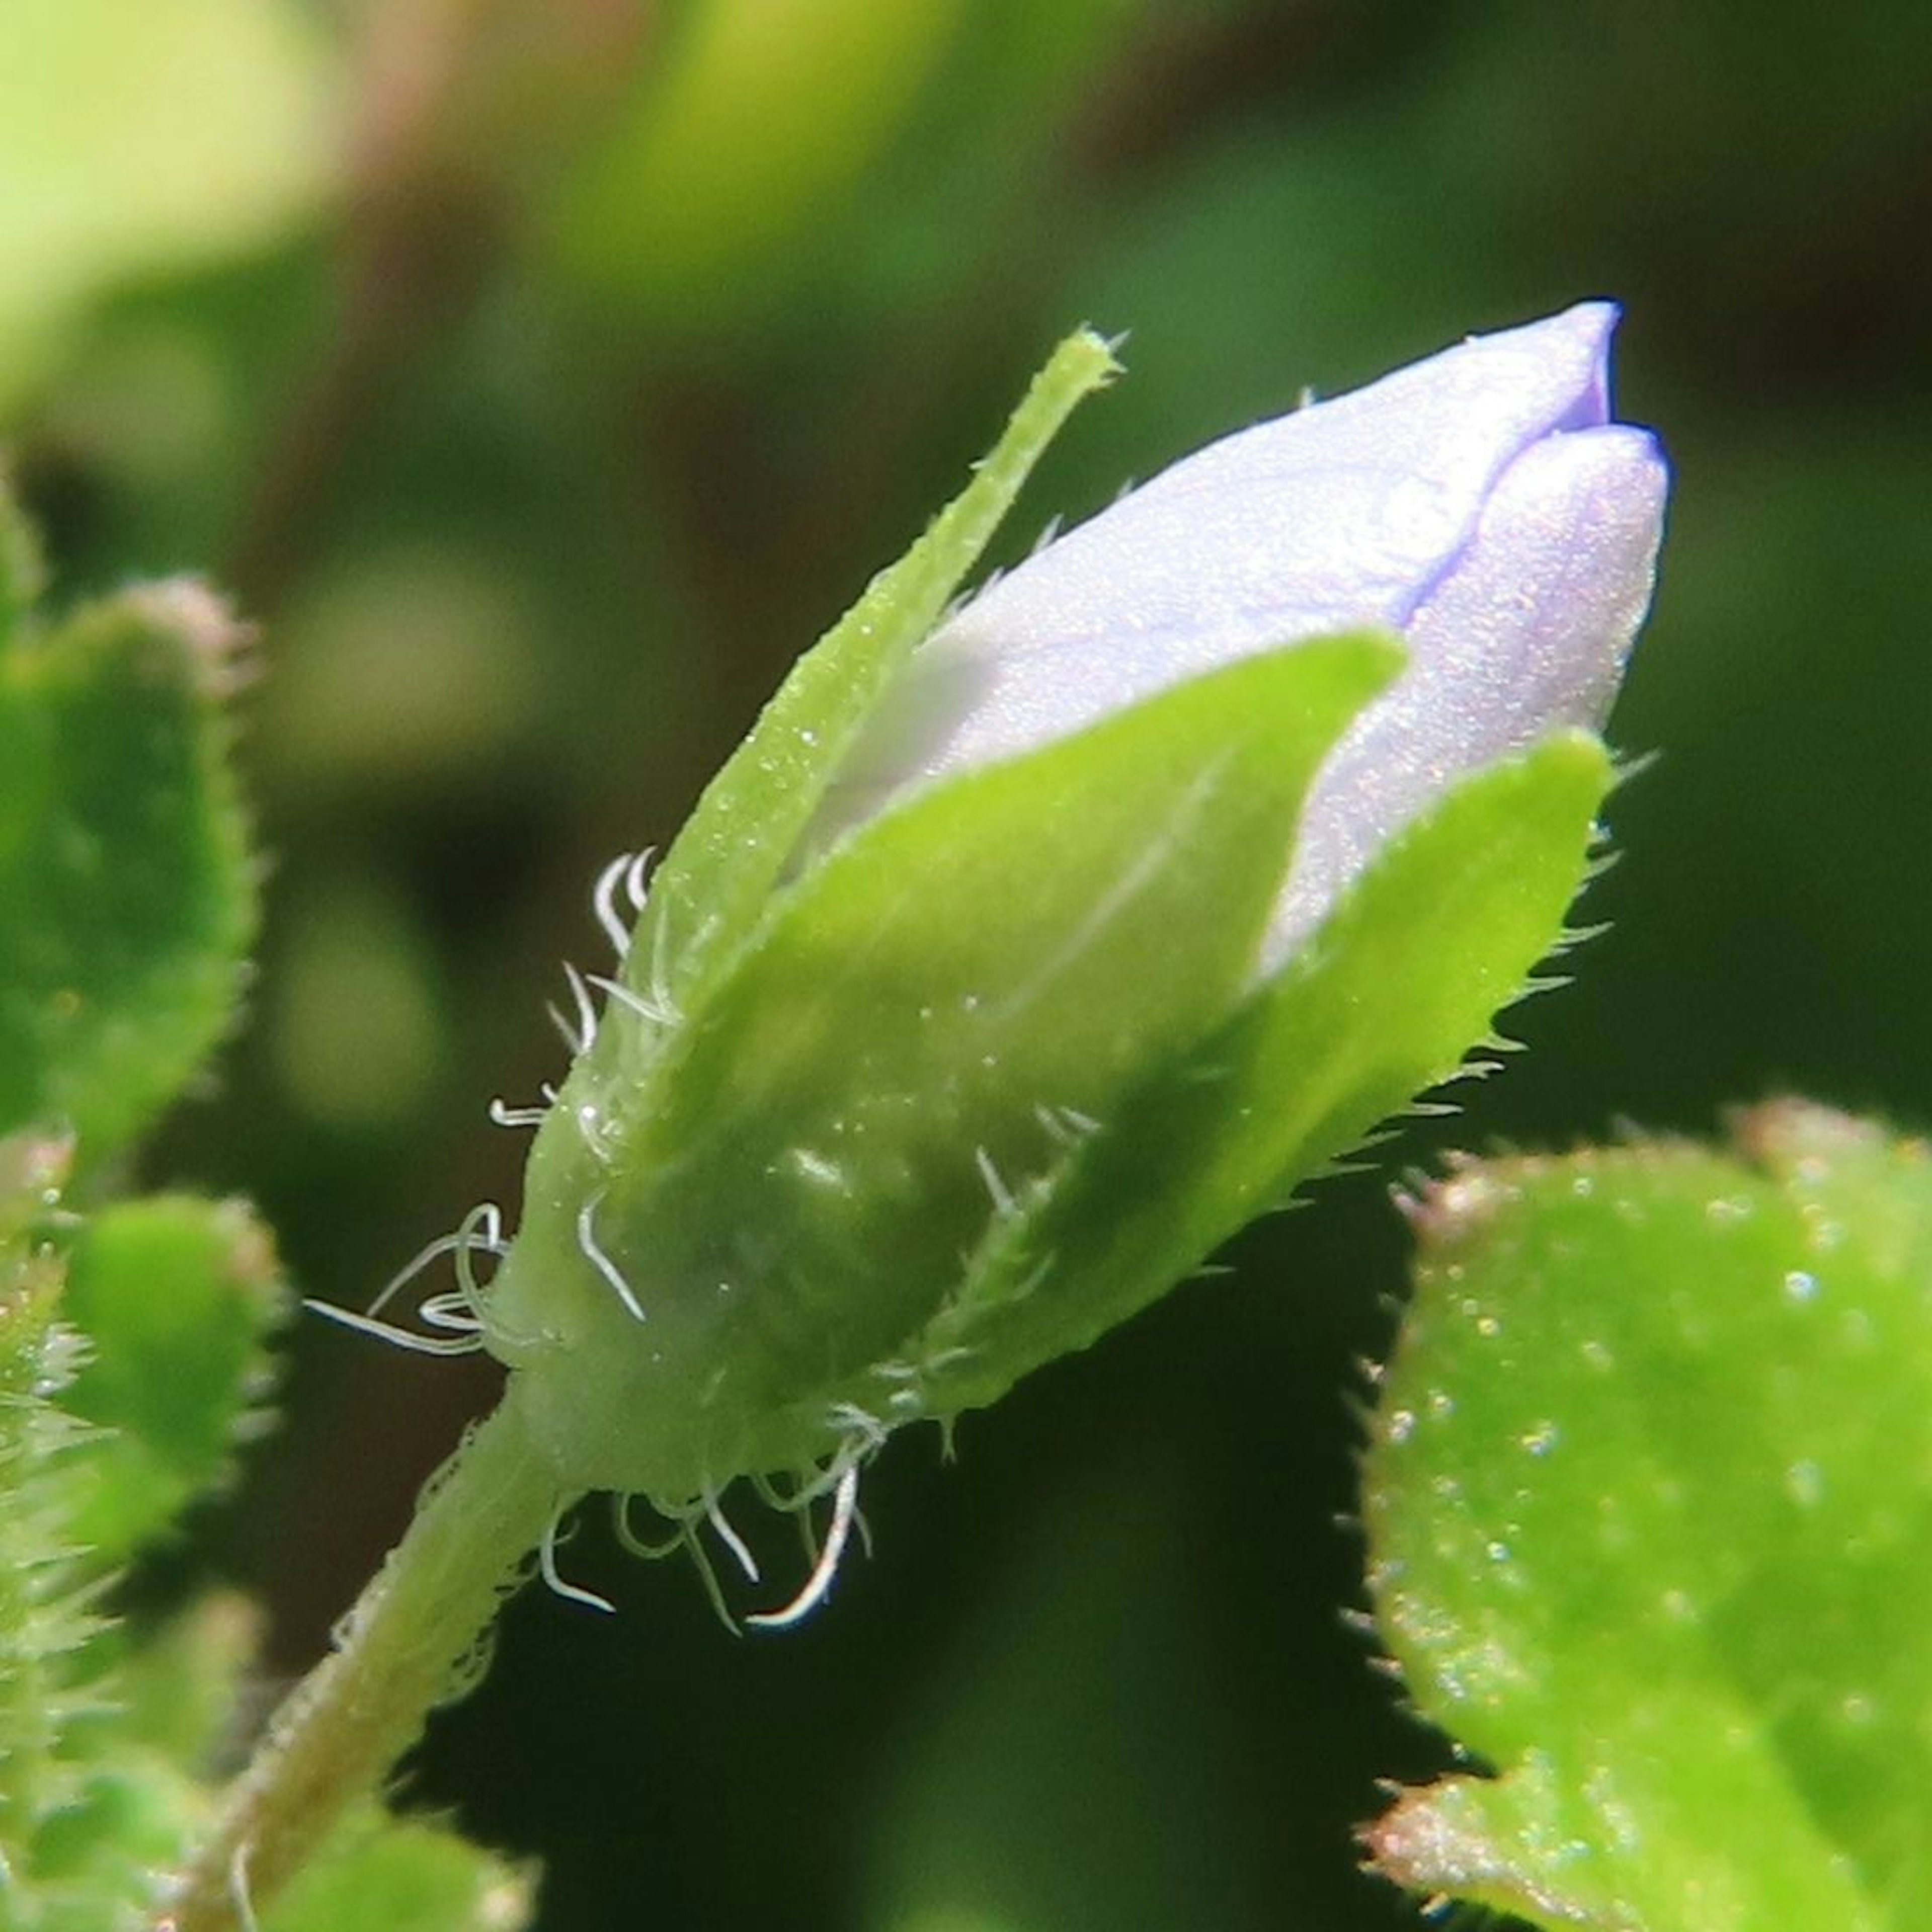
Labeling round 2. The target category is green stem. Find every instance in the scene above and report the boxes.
[161,1397,575,1931]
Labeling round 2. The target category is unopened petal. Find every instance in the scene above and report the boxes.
[823,303,1623,833]
[1264,422,1668,966]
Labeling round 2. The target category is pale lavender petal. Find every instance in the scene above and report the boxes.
[1263,422,1667,965]
[808,301,1667,972]
[826,303,1623,822]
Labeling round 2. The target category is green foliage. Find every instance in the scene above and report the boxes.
[0,0,338,411]
[0,480,529,1928]
[0,1137,217,1932]
[10,3,1915,1927]
[0,1135,103,1919]
[551,0,970,326]
[268,1809,536,1932]
[0,475,285,1923]
[0,474,43,623]
[112,1591,261,1774]
[4,1189,286,1927]
[1363,1101,1932,1930]
[59,1195,286,1567]
[0,480,258,1164]
[0,1136,527,1930]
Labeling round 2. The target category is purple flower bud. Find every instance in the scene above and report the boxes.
[821,303,1668,970]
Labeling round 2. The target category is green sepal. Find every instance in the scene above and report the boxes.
[495,634,1400,1497]
[59,1194,287,1568]
[622,327,1117,1026]
[900,732,1612,1424]
[1362,1102,1932,1931]
[0,546,258,1164]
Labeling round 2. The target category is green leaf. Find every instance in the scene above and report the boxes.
[26,1750,208,1932]
[0,1145,207,1931]
[0,469,45,625]
[0,0,338,411]
[1362,1101,1932,1931]
[0,554,259,1164]
[496,634,1397,1498]
[113,1592,262,1774]
[625,326,1117,1026]
[550,0,967,326]
[60,1195,287,1567]
[912,731,1613,1423]
[29,1596,263,1925]
[265,1808,535,1932]
[0,1134,102,1903]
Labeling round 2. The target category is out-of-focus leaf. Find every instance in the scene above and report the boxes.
[1363,1101,1932,1930]
[266,1807,535,1932]
[0,1133,107,1908]
[0,466,45,623]
[550,0,967,328]
[27,1750,208,1932]
[114,1591,261,1772]
[0,0,340,411]
[60,1194,287,1566]
[0,510,259,1163]
[753,0,1135,335]
[0,1143,508,1922]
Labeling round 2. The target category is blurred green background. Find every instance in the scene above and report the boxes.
[7,1,1927,1925]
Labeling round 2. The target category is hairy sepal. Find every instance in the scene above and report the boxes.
[491,635,1402,1498]
[905,730,1613,1424]
[619,328,1119,1032]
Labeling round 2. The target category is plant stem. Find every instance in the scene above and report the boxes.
[160,1397,573,1931]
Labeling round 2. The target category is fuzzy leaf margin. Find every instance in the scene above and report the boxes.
[1363,1102,1932,1931]
[0,506,258,1164]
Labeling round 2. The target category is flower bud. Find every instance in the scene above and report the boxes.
[819,303,1666,967]
[472,313,1666,1570]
